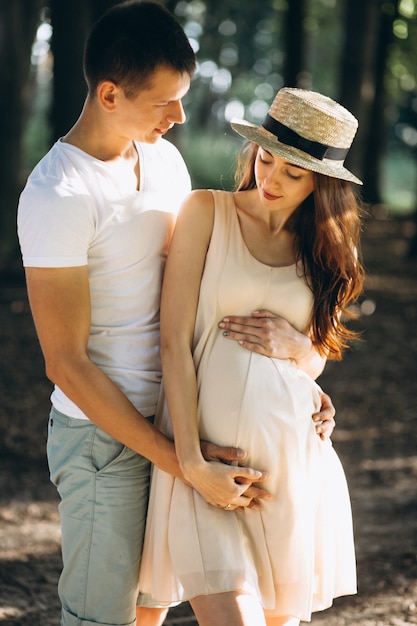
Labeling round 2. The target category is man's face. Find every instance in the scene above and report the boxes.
[115,66,191,144]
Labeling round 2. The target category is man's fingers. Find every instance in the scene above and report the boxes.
[200,441,247,463]
[315,391,336,419]
[315,417,335,440]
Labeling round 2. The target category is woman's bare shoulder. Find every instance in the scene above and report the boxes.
[183,188,215,208]
[178,189,216,225]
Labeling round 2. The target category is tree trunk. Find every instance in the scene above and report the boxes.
[338,0,380,186]
[50,0,119,142]
[283,0,307,88]
[0,0,42,271]
[49,0,90,141]
[362,3,398,203]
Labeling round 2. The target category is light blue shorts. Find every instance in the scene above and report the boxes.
[47,407,158,626]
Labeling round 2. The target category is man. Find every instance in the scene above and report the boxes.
[18,2,335,625]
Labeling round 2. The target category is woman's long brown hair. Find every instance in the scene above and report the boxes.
[235,142,365,360]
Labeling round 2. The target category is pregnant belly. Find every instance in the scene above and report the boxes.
[196,332,321,469]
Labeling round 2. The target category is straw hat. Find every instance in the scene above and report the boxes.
[231,87,362,185]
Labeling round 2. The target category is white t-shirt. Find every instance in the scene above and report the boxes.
[18,138,191,419]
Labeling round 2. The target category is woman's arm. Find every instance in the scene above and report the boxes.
[160,190,266,509]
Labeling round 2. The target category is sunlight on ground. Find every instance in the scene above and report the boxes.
[0,501,60,559]
[0,607,26,621]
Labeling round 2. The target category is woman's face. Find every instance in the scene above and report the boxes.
[254,147,315,214]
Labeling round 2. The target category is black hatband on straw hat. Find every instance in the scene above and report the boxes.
[262,115,349,162]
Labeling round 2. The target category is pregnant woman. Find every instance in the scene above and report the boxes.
[139,87,364,626]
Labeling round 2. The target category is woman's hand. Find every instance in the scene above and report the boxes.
[218,311,336,440]
[200,441,272,510]
[182,457,270,510]
[218,309,310,360]
[218,309,326,379]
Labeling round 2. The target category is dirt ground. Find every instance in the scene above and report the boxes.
[0,213,416,626]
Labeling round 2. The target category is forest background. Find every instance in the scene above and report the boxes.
[0,1,416,625]
[1,0,417,269]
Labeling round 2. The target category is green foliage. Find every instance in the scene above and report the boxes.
[21,0,417,216]
[387,0,417,102]
[381,148,417,212]
[175,0,286,131]
[180,129,240,190]
[303,0,344,95]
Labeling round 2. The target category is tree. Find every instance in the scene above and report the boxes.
[0,0,43,272]
[361,2,398,203]
[283,0,307,87]
[49,0,90,141]
[3,0,417,272]
[50,0,119,142]
[338,0,382,191]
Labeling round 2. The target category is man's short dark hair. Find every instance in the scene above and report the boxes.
[84,0,196,97]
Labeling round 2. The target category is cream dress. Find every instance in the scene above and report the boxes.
[139,190,356,621]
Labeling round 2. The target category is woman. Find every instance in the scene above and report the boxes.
[139,88,364,625]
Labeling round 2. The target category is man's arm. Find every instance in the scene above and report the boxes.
[25,266,268,494]
[25,265,186,477]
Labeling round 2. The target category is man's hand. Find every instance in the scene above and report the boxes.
[313,391,336,440]
[200,441,271,510]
